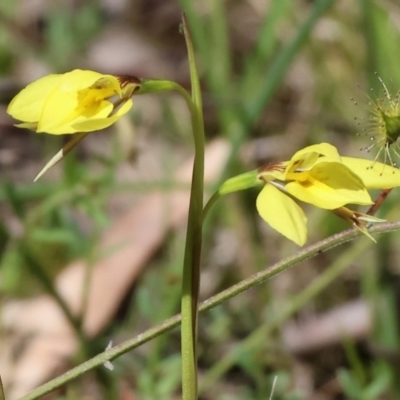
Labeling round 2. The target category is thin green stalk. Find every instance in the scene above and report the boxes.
[203,192,221,222]
[180,15,205,400]
[176,0,208,64]
[133,63,205,398]
[136,79,194,111]
[17,221,400,400]
[134,34,205,397]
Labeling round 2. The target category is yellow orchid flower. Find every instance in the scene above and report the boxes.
[255,143,400,246]
[7,69,140,134]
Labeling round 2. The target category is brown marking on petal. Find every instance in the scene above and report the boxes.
[117,75,141,88]
[257,162,285,174]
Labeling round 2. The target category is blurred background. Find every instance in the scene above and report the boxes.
[1,0,400,399]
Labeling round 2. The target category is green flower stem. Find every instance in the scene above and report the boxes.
[202,169,260,222]
[202,191,221,223]
[137,79,196,118]
[130,64,203,400]
[136,18,205,399]
[137,78,201,397]
[180,15,205,400]
[18,221,400,400]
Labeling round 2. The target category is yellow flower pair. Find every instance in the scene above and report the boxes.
[6,70,400,246]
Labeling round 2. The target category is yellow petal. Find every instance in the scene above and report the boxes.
[101,75,123,97]
[72,99,133,132]
[7,74,62,122]
[77,76,122,108]
[111,98,133,117]
[256,184,307,246]
[58,69,106,92]
[38,97,113,134]
[37,71,123,134]
[301,143,341,159]
[37,90,84,133]
[341,156,400,189]
[291,143,341,164]
[286,143,341,175]
[286,162,373,209]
